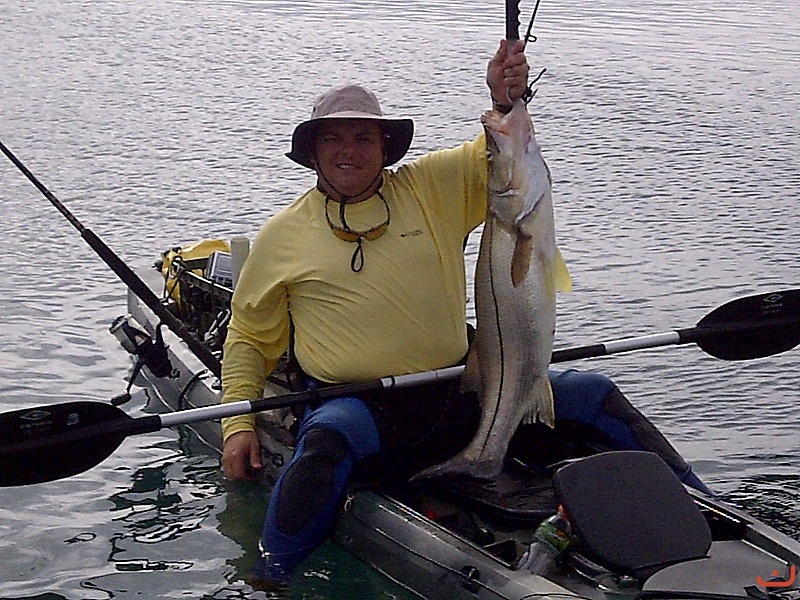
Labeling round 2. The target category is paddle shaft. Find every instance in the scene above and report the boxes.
[552,331,688,362]
[0,140,222,378]
[160,366,466,428]
[158,305,800,429]
[36,332,679,437]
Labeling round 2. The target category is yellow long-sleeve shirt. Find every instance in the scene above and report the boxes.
[221,135,488,442]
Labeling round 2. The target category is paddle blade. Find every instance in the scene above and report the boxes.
[0,401,152,487]
[695,289,800,360]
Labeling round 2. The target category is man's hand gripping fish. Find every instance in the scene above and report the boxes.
[416,100,571,481]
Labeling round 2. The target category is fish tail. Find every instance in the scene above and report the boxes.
[522,377,555,428]
[459,343,482,395]
[411,457,502,482]
[554,247,572,293]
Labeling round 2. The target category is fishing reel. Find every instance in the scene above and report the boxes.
[109,315,174,406]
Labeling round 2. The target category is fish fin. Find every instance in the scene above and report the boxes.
[459,342,482,395]
[554,247,572,293]
[411,457,500,482]
[511,235,532,287]
[522,377,555,428]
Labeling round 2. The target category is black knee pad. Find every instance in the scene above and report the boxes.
[275,428,349,535]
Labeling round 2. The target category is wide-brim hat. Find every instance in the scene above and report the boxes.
[286,84,414,169]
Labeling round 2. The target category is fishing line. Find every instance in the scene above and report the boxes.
[522,0,544,46]
[520,0,547,104]
[178,370,212,411]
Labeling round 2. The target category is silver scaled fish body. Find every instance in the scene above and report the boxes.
[416,100,571,481]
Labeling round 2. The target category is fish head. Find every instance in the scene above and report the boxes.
[483,108,519,198]
[482,102,539,226]
[484,140,516,199]
[482,101,533,147]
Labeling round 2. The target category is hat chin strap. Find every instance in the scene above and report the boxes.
[313,155,384,205]
[314,151,389,274]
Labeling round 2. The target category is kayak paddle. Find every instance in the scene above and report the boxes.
[553,288,800,362]
[0,288,798,487]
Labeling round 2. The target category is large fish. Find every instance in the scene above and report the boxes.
[416,100,571,480]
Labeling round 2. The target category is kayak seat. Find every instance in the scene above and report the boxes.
[553,450,712,582]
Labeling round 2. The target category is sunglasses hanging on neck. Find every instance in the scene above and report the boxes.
[324,191,390,272]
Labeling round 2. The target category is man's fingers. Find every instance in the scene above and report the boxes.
[250,439,263,470]
[222,431,261,481]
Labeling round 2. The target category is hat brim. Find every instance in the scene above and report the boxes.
[286,115,414,169]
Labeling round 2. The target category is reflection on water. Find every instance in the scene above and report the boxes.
[0,0,798,597]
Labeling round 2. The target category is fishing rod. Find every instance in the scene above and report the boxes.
[0,139,222,379]
[1,288,798,488]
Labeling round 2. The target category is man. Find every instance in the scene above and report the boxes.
[220,40,705,587]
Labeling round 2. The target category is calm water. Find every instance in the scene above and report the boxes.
[1,0,798,597]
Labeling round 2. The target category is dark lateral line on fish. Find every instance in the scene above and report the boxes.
[483,219,507,453]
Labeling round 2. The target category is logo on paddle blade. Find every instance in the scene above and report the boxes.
[19,409,52,422]
[761,293,786,315]
[17,409,55,433]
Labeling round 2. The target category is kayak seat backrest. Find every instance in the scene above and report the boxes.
[553,450,712,582]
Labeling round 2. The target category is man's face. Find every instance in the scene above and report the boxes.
[313,119,385,199]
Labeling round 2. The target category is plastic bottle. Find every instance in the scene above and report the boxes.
[517,505,572,575]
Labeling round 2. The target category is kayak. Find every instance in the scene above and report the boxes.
[112,242,800,599]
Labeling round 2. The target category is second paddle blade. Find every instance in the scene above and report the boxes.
[696,289,800,360]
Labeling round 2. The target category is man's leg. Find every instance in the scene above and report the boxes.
[509,370,712,495]
[256,396,380,584]
[548,369,713,494]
